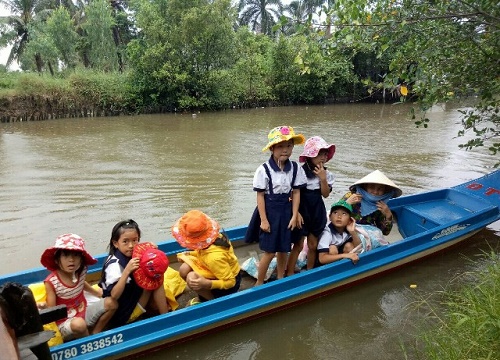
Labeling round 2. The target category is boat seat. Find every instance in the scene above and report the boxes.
[393,189,492,238]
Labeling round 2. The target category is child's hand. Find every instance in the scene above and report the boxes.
[125,257,140,274]
[186,272,209,290]
[347,193,362,205]
[347,217,356,233]
[346,253,359,264]
[314,163,326,181]
[288,214,298,230]
[260,219,271,233]
[37,302,47,310]
[296,213,304,229]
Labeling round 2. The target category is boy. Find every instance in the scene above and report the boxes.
[317,200,361,265]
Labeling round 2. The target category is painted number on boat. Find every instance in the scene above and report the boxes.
[51,333,124,359]
[467,182,500,196]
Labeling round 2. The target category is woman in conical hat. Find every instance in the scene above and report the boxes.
[341,170,402,235]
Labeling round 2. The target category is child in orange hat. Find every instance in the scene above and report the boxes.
[99,220,169,329]
[172,210,241,305]
[244,126,307,285]
[41,234,117,341]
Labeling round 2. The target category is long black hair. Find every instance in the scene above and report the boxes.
[107,219,141,255]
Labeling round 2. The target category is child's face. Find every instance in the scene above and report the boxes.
[310,149,329,167]
[364,183,388,196]
[57,250,83,273]
[271,140,294,162]
[330,208,351,229]
[113,228,140,257]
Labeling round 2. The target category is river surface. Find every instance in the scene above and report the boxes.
[1,103,499,359]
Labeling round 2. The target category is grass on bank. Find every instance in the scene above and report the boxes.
[412,249,500,360]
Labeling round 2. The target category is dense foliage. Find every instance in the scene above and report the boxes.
[0,0,498,160]
[415,251,500,359]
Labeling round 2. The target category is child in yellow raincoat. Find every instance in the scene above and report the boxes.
[172,210,241,305]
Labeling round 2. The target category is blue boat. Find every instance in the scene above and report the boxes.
[1,170,499,360]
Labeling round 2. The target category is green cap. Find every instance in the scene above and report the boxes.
[330,200,353,214]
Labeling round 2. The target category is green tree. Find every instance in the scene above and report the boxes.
[229,27,274,105]
[329,0,500,162]
[81,0,117,71]
[0,0,53,70]
[128,0,237,111]
[237,0,283,36]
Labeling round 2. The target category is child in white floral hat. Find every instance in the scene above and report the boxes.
[245,126,307,285]
[286,136,336,275]
[41,234,117,341]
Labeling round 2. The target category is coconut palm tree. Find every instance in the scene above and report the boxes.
[0,0,52,69]
[237,0,283,36]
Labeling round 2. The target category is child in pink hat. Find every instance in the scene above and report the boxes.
[41,234,117,341]
[286,136,336,275]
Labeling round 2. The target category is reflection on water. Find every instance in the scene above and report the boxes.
[1,103,499,359]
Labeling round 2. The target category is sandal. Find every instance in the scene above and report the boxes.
[187,297,201,306]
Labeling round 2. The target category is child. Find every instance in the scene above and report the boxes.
[341,170,402,235]
[41,233,117,341]
[317,200,361,265]
[99,219,169,329]
[172,210,241,304]
[245,126,307,285]
[286,136,336,275]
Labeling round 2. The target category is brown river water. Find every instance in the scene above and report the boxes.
[1,103,499,359]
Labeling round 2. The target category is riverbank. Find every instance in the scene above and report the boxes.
[0,69,401,123]
[413,249,500,359]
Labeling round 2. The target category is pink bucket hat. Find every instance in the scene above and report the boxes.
[132,242,169,290]
[298,136,336,163]
[41,233,97,271]
[171,210,220,250]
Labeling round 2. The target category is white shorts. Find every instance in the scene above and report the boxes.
[59,299,106,340]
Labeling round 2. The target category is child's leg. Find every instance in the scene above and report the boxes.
[151,286,169,314]
[69,317,89,339]
[306,234,318,270]
[276,252,288,279]
[138,289,152,310]
[342,242,354,253]
[90,297,118,335]
[179,263,193,280]
[255,252,275,286]
[286,237,304,276]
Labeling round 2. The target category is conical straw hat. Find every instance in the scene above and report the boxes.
[349,170,402,198]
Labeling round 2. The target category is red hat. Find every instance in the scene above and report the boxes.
[132,242,169,290]
[171,210,220,250]
[41,234,97,271]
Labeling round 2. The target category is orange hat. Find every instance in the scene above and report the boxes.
[171,210,220,250]
[132,242,169,290]
[41,234,97,271]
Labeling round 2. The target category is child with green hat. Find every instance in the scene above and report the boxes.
[317,200,361,265]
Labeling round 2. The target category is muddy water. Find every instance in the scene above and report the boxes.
[1,103,499,359]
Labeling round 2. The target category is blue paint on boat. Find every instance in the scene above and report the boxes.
[1,170,499,360]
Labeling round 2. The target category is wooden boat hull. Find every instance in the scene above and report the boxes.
[1,170,499,360]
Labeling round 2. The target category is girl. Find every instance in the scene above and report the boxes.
[246,126,307,286]
[286,136,336,275]
[172,210,241,304]
[99,219,169,329]
[342,170,402,235]
[41,234,117,341]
